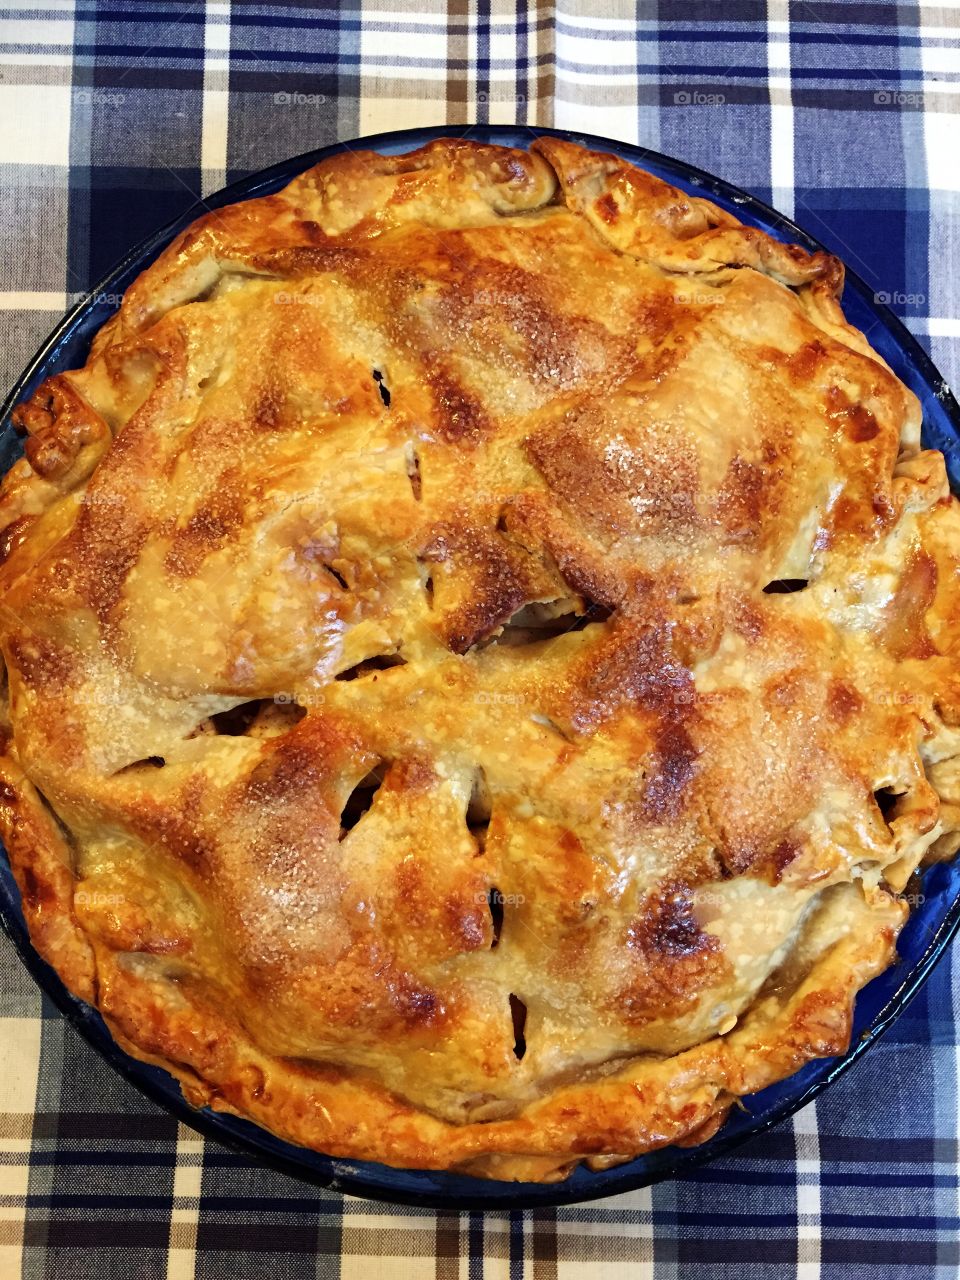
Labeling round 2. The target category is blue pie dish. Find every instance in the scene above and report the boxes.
[1,125,959,1210]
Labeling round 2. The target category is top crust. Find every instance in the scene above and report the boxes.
[0,137,957,1182]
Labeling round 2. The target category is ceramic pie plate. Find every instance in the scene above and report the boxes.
[1,125,959,1210]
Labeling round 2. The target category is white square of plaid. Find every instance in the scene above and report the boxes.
[0,1016,41,1116]
[925,111,960,192]
[0,84,71,166]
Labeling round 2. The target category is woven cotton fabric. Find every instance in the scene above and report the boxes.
[0,2,959,1276]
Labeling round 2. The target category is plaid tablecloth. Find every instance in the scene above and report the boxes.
[1,2,959,1276]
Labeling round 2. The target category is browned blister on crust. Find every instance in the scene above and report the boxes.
[0,138,954,1181]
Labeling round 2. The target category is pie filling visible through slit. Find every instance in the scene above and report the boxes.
[2,137,960,1183]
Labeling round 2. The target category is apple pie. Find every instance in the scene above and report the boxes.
[2,137,959,1182]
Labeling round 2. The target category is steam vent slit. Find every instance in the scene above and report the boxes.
[405,444,422,501]
[336,652,407,682]
[372,369,391,407]
[416,557,434,608]
[489,598,613,647]
[510,994,527,1060]
[874,786,903,834]
[115,755,165,774]
[323,563,349,590]
[339,765,385,839]
[488,888,504,948]
[468,766,491,851]
[189,698,306,740]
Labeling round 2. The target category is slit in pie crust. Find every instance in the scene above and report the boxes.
[2,137,960,1183]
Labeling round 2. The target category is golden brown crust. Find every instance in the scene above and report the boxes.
[0,137,955,1181]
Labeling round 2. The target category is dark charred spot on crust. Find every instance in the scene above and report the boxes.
[763,669,805,711]
[768,837,802,882]
[731,597,765,642]
[785,339,829,382]
[387,971,443,1029]
[716,456,767,544]
[6,634,75,692]
[567,619,694,731]
[628,882,712,959]
[427,366,489,445]
[251,244,367,277]
[620,881,725,1025]
[20,865,55,911]
[527,413,700,542]
[165,487,246,578]
[827,678,863,723]
[136,806,213,877]
[420,522,561,654]
[242,723,346,809]
[595,192,619,225]
[716,837,760,878]
[825,385,880,444]
[763,578,808,594]
[453,897,489,952]
[827,489,896,542]
[253,382,286,430]
[642,720,699,823]
[68,498,150,625]
[880,550,938,660]
[381,755,436,798]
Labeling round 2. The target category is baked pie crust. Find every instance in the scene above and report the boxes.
[2,137,960,1183]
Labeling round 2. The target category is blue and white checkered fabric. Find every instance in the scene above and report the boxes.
[0,2,958,1276]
